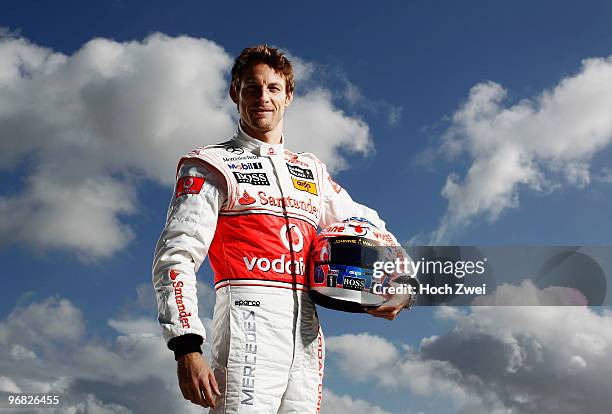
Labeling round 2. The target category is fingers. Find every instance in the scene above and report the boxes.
[210,371,222,396]
[199,375,216,409]
[177,354,220,408]
[367,305,402,320]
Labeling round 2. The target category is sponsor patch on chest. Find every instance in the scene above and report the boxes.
[233,172,270,186]
[292,178,318,195]
[286,164,314,180]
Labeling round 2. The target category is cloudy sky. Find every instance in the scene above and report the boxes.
[1,1,612,413]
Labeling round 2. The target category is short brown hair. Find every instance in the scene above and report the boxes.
[230,45,295,95]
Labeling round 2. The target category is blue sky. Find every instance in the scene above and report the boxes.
[2,1,612,413]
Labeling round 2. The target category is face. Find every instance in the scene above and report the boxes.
[231,63,293,139]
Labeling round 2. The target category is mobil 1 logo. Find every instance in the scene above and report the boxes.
[287,164,314,180]
[233,172,270,186]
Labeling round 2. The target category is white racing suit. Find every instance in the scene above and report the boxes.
[152,125,388,413]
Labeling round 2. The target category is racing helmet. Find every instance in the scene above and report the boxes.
[308,217,417,312]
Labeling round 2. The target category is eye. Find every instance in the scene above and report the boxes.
[269,86,281,92]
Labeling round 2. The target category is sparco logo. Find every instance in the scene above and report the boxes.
[228,162,263,170]
[233,172,270,186]
[235,300,261,307]
[342,276,365,291]
[286,164,314,180]
[226,146,244,155]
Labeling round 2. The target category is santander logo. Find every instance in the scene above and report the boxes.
[238,190,256,205]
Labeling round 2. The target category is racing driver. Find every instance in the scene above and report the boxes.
[152,45,407,412]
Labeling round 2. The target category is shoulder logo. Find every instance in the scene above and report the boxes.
[175,176,205,198]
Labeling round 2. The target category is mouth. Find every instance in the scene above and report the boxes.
[251,108,273,118]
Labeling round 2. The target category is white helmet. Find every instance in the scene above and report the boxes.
[308,217,417,312]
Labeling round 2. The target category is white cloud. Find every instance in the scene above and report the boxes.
[595,166,612,183]
[64,395,133,414]
[471,279,588,306]
[326,333,400,374]
[3,289,611,413]
[0,287,220,414]
[0,297,85,346]
[321,388,396,414]
[285,88,372,171]
[0,376,21,393]
[327,307,612,413]
[10,344,36,360]
[0,33,374,259]
[426,56,612,242]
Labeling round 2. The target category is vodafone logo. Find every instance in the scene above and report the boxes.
[280,224,304,253]
[243,255,305,275]
[242,224,306,276]
[319,242,329,261]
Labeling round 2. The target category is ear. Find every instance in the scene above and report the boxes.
[230,85,239,106]
[285,89,293,107]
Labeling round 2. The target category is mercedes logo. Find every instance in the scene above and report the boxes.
[226,146,244,155]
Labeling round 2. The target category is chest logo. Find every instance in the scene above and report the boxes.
[238,191,256,205]
[292,178,318,195]
[280,224,304,253]
[287,164,314,180]
[226,146,244,155]
[233,172,270,186]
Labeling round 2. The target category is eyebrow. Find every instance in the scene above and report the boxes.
[242,78,283,85]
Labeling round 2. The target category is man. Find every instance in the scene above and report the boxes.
[152,45,405,413]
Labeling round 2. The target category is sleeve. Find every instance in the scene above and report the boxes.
[152,159,226,358]
[317,158,387,231]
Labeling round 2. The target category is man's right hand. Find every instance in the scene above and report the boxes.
[177,352,221,408]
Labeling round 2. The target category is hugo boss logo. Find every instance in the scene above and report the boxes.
[233,172,270,186]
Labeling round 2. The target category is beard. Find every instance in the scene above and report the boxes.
[246,112,277,131]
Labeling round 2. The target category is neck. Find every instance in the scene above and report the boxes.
[240,120,283,144]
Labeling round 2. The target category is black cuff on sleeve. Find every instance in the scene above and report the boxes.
[168,333,203,361]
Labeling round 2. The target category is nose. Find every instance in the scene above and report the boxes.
[255,86,270,103]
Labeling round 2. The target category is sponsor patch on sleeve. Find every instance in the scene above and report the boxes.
[175,176,206,198]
